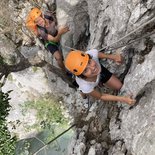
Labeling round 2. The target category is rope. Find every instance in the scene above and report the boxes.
[106,29,155,51]
[21,8,155,52]
[33,124,76,155]
[61,45,78,51]
[98,15,155,51]
[62,16,155,52]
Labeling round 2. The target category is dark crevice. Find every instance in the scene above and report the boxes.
[111,139,125,146]
[99,25,109,49]
[65,1,89,50]
[142,20,155,34]
[137,37,155,64]
[119,48,135,82]
[129,90,146,110]
[75,29,90,51]
[141,37,154,56]
[130,79,155,109]
[125,149,133,155]
[46,0,56,12]
[114,106,123,129]
[73,2,90,51]
[141,0,147,3]
[135,10,149,23]
[140,0,148,9]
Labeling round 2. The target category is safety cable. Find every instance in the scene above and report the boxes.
[62,15,155,52]
[33,124,76,155]
[98,15,155,52]
[100,29,155,51]
[61,44,78,51]
[21,8,155,52]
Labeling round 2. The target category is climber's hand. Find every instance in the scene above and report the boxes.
[58,26,70,35]
[123,96,136,105]
[114,53,123,64]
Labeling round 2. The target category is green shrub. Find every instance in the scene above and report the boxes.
[0,90,17,155]
[0,56,4,65]
[22,96,68,131]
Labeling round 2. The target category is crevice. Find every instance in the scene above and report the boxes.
[130,79,155,109]
[119,48,135,82]
[124,6,132,34]
[140,0,148,9]
[46,0,56,12]
[129,90,146,110]
[114,106,123,129]
[141,0,148,3]
[72,1,90,50]
[134,0,155,24]
[99,25,110,49]
[74,27,90,51]
[137,37,155,64]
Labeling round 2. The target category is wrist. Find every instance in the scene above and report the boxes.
[105,54,116,61]
[120,96,126,102]
[58,31,63,35]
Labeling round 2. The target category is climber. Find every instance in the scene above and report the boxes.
[65,49,136,105]
[26,7,69,72]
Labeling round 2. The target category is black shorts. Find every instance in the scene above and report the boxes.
[99,65,112,83]
[46,43,59,55]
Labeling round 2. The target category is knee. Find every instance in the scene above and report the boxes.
[116,82,123,90]
[56,57,63,64]
[54,51,63,62]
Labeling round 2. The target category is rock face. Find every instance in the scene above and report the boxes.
[110,45,155,155]
[1,0,155,154]
[56,1,155,154]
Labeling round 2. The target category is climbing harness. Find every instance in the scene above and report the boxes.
[45,41,59,48]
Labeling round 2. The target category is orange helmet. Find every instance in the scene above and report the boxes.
[26,8,42,34]
[65,50,89,76]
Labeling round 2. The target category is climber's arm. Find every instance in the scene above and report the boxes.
[47,26,70,42]
[98,51,123,64]
[87,89,135,105]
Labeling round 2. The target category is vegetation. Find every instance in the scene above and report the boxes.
[16,95,70,154]
[7,74,14,82]
[0,90,17,155]
[22,95,68,134]
[0,56,5,66]
[32,66,38,72]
